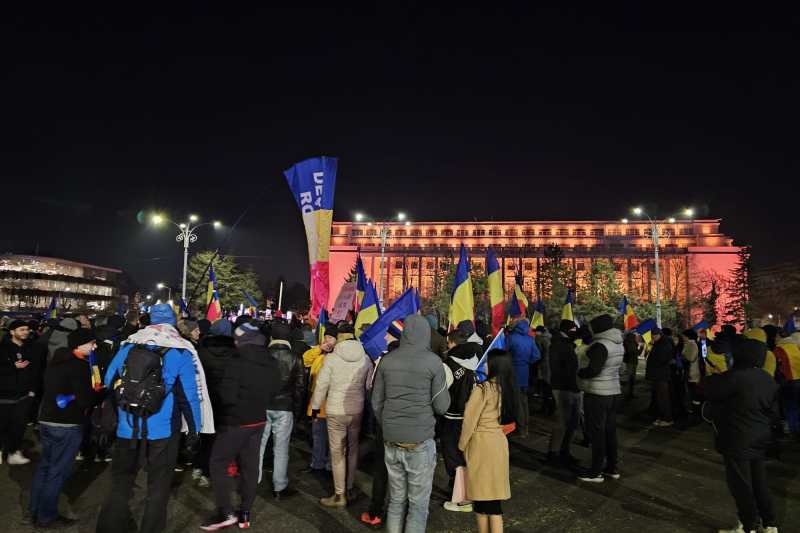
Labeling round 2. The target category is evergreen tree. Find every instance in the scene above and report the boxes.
[429,259,489,327]
[540,244,573,299]
[575,259,623,321]
[703,279,720,327]
[186,250,262,313]
[726,246,752,328]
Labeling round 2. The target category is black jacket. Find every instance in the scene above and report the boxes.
[197,335,237,425]
[705,367,779,458]
[549,331,579,392]
[645,336,674,382]
[443,343,479,420]
[623,334,640,365]
[265,340,305,416]
[39,348,102,425]
[0,336,43,401]
[216,343,281,426]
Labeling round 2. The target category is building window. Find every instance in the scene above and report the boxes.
[472,229,486,236]
[331,227,340,236]
[610,243,624,249]
[556,228,569,236]
[613,262,622,271]
[411,262,418,269]
[539,229,551,236]
[488,229,501,236]
[576,263,585,272]
[524,263,533,271]
[351,229,363,236]
[504,229,518,237]
[644,228,653,237]
[663,228,675,237]
[679,227,694,235]
[574,244,588,252]
[609,229,622,236]
[426,229,438,237]
[367,229,378,236]
[523,229,536,236]
[590,229,605,237]
[363,242,376,247]
[442,229,453,237]
[426,262,434,270]
[456,229,469,237]
[625,228,639,237]
[394,261,403,269]
[573,228,586,236]
[440,263,450,270]
[395,229,407,237]
[410,229,422,237]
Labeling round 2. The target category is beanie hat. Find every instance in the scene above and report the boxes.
[209,319,233,337]
[743,328,767,344]
[589,314,613,335]
[59,318,79,332]
[197,319,211,336]
[682,329,698,341]
[68,328,96,349]
[720,324,737,338]
[270,322,291,342]
[733,338,764,369]
[559,319,577,333]
[150,304,176,326]
[456,320,475,338]
[7,319,28,332]
[323,324,338,339]
[235,322,266,346]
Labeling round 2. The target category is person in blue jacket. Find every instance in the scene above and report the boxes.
[508,320,540,437]
[96,304,202,533]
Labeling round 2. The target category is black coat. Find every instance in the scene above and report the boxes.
[197,335,237,425]
[0,336,43,400]
[265,340,305,416]
[39,348,102,425]
[705,366,779,458]
[549,331,579,392]
[645,336,673,382]
[216,343,281,427]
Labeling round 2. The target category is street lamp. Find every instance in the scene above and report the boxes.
[156,282,172,302]
[355,212,410,303]
[683,208,695,218]
[629,207,675,328]
[151,213,223,303]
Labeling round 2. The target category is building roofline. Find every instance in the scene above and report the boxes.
[334,219,722,225]
[0,254,123,274]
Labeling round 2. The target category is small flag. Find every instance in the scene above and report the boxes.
[316,308,329,345]
[784,315,797,334]
[692,319,716,339]
[241,290,259,309]
[355,255,368,311]
[206,265,222,322]
[562,288,575,323]
[486,247,505,336]
[635,318,658,345]
[88,350,103,392]
[619,296,639,331]
[530,298,545,330]
[355,281,381,335]
[448,244,474,330]
[476,328,508,383]
[361,288,419,359]
[43,296,58,320]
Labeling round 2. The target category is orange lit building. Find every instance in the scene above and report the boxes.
[328,219,742,324]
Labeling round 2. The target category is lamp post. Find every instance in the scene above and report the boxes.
[156,283,172,302]
[354,212,410,304]
[152,214,222,303]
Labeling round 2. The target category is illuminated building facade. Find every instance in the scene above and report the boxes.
[0,255,126,314]
[328,219,742,323]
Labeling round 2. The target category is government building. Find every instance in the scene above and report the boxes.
[328,219,741,322]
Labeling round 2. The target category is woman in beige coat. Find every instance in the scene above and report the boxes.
[459,349,518,533]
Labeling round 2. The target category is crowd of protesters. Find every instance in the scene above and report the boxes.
[0,302,796,533]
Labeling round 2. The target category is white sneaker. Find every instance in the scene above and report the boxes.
[75,452,85,461]
[763,527,779,533]
[443,501,473,512]
[198,475,211,488]
[717,522,745,533]
[192,468,203,480]
[7,451,30,465]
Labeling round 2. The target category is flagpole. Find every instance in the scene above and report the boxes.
[278,281,284,311]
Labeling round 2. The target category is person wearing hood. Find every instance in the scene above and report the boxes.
[30,328,101,528]
[508,319,540,438]
[706,339,780,533]
[310,339,371,508]
[774,331,800,436]
[646,328,676,427]
[441,326,480,513]
[424,313,447,360]
[548,319,581,467]
[201,323,280,531]
[0,320,44,465]
[576,314,624,483]
[372,315,450,533]
[302,324,338,475]
[47,317,79,362]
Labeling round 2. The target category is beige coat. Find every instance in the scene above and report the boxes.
[311,340,371,416]
[458,382,510,501]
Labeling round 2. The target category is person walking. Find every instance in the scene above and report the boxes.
[302,325,338,475]
[201,323,280,531]
[459,349,516,533]
[0,319,42,465]
[372,315,450,533]
[310,339,371,507]
[507,319,540,438]
[259,322,305,499]
[548,319,582,467]
[576,314,624,483]
[646,328,675,427]
[707,339,780,533]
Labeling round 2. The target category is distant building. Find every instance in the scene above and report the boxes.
[0,254,126,315]
[328,218,742,324]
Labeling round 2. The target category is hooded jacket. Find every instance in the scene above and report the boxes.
[372,315,451,443]
[266,339,305,415]
[508,321,540,388]
[578,328,624,396]
[645,335,674,382]
[311,340,371,416]
[39,347,101,426]
[197,334,237,423]
[0,335,43,401]
[443,342,480,420]
[47,318,79,361]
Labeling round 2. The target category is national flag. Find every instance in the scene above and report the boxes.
[692,318,716,340]
[355,281,381,336]
[476,328,509,384]
[178,298,189,317]
[530,298,545,330]
[43,296,58,320]
[486,247,505,335]
[619,296,639,331]
[387,288,420,339]
[355,255,368,311]
[635,318,658,345]
[775,339,800,381]
[361,288,419,359]
[316,308,329,345]
[448,244,474,330]
[284,156,338,321]
[562,288,575,323]
[241,290,259,309]
[88,350,103,392]
[206,265,222,322]
[784,315,797,334]
[508,274,529,320]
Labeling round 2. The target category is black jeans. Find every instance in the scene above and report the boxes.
[583,393,619,476]
[654,380,673,422]
[440,418,465,479]
[724,455,777,531]
[368,423,388,518]
[518,387,530,434]
[209,426,262,514]
[0,397,32,455]
[96,434,180,533]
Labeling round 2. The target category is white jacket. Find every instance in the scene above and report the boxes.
[311,340,371,416]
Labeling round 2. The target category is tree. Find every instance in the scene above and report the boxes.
[540,244,573,298]
[186,250,262,314]
[703,279,720,327]
[636,300,679,330]
[575,259,623,322]
[726,246,752,328]
[428,260,489,328]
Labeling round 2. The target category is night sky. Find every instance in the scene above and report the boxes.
[2,5,797,296]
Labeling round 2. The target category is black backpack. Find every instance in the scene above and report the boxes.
[113,344,169,440]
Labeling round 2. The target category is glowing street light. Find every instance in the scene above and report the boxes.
[355,212,364,222]
[632,207,643,216]
[157,283,172,301]
[354,212,411,302]
[668,217,676,224]
[621,218,629,224]
[189,214,199,222]
[151,214,165,225]
[683,208,695,218]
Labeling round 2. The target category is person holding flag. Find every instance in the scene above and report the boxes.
[206,265,222,322]
[619,296,639,331]
[302,324,338,475]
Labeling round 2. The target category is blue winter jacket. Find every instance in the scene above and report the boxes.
[509,320,541,388]
[104,344,202,440]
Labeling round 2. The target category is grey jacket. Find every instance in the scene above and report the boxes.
[372,315,451,443]
[578,328,624,396]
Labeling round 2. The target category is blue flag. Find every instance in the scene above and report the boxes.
[692,319,710,331]
[361,288,419,360]
[784,315,797,334]
[634,319,658,336]
[476,328,508,383]
[241,290,259,309]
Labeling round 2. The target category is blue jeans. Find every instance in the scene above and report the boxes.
[259,410,294,489]
[310,418,331,470]
[29,424,83,524]
[384,438,436,533]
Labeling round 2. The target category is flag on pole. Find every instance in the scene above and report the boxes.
[448,244,474,330]
[355,281,381,335]
[206,265,222,322]
[486,246,505,336]
[530,298,545,330]
[44,296,58,320]
[508,274,529,319]
[476,328,509,383]
[692,318,716,340]
[361,288,420,359]
[284,156,338,322]
[562,288,575,323]
[635,318,658,345]
[619,296,639,330]
[88,350,103,392]
[355,255,368,311]
[316,308,329,345]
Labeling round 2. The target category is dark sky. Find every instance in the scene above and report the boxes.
[2,4,797,296]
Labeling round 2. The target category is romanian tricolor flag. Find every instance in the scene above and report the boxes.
[316,308,329,345]
[88,350,103,392]
[448,244,474,330]
[206,265,222,322]
[775,340,800,381]
[486,247,505,336]
[509,274,529,319]
[562,288,575,323]
[635,318,658,345]
[284,156,338,322]
[355,255,368,311]
[530,298,545,330]
[44,296,58,320]
[619,296,639,331]
[355,281,381,336]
